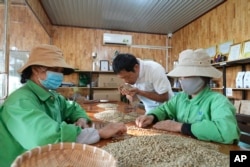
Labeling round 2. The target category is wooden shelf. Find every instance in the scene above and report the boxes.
[232,88,250,91]
[58,87,89,89]
[91,87,119,89]
[75,70,114,74]
[74,71,123,100]
[212,57,250,68]
[211,87,223,90]
[212,56,250,99]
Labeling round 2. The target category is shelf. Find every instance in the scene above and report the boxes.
[172,87,224,91]
[211,87,223,90]
[58,87,89,89]
[212,57,250,68]
[212,56,250,99]
[236,113,250,117]
[91,87,119,89]
[59,87,119,89]
[75,70,114,74]
[232,88,250,91]
[72,70,123,100]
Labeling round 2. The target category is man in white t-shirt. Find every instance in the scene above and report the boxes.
[112,53,174,113]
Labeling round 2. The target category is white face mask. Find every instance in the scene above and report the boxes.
[179,77,205,95]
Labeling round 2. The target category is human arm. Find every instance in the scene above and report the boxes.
[152,120,183,132]
[138,112,193,136]
[133,88,168,102]
[134,94,179,128]
[58,93,91,125]
[135,65,173,102]
[144,93,197,136]
[1,85,93,150]
[2,97,82,149]
[135,115,154,128]
[151,89,240,144]
[136,112,184,133]
[189,95,240,144]
[76,123,127,144]
[119,84,169,103]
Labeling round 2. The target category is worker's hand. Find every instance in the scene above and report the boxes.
[119,84,138,96]
[153,120,183,132]
[98,122,127,139]
[74,118,89,128]
[135,115,154,128]
[118,84,128,95]
[126,87,138,96]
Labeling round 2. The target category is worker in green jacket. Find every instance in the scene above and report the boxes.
[0,44,127,167]
[136,48,240,144]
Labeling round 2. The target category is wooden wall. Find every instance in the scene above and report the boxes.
[52,27,167,83]
[3,0,249,68]
[0,3,50,51]
[170,0,250,100]
[2,0,250,100]
[170,0,250,70]
[0,4,5,49]
[9,4,50,50]
[25,0,53,36]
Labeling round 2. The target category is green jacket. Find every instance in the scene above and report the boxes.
[0,80,90,167]
[148,86,240,144]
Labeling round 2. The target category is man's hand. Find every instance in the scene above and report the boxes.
[119,84,138,96]
[153,120,183,132]
[135,115,154,128]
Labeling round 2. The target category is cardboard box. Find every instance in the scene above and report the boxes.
[239,100,250,115]
[243,71,250,88]
[234,100,241,114]
[98,74,123,88]
[93,90,121,101]
[236,72,245,88]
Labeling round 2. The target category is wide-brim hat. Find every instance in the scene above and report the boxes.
[167,49,222,78]
[18,44,74,75]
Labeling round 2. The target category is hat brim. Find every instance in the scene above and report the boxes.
[18,61,74,75]
[17,44,75,75]
[167,65,222,78]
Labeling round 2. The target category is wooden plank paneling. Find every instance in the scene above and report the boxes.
[9,4,50,50]
[0,4,5,49]
[3,0,250,101]
[52,27,167,82]
[25,0,52,36]
[171,0,250,71]
[170,0,250,100]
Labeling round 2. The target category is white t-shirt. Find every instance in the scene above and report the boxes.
[133,59,174,113]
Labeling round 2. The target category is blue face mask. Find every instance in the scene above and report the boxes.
[39,71,64,90]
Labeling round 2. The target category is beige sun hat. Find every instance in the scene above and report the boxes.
[18,44,74,75]
[167,48,222,78]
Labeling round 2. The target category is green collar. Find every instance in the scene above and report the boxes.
[26,80,53,101]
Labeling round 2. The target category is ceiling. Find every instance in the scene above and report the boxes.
[40,0,225,35]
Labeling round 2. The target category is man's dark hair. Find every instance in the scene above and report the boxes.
[112,53,139,74]
[20,66,32,84]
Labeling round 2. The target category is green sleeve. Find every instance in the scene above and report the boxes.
[2,95,82,150]
[58,94,91,123]
[191,96,240,144]
[147,94,180,121]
